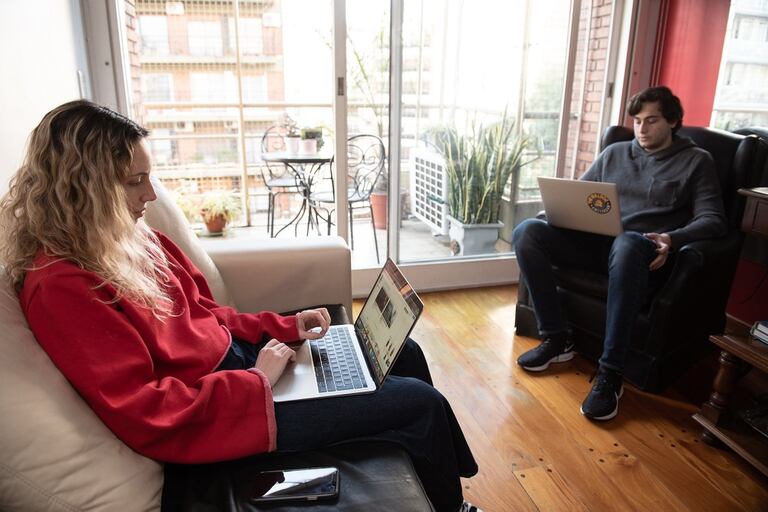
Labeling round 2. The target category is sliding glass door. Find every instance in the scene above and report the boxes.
[377,0,616,293]
[113,0,623,293]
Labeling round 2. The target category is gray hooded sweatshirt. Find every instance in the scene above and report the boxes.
[581,136,727,248]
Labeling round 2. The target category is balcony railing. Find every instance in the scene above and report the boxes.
[141,100,560,227]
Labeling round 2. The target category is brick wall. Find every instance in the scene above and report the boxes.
[124,0,144,124]
[567,0,613,178]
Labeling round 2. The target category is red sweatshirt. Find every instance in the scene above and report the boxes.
[19,232,299,463]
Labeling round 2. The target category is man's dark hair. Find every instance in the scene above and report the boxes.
[626,86,684,134]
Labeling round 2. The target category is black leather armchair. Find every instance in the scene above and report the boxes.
[733,127,768,186]
[514,126,768,392]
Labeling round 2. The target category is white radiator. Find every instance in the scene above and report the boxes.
[409,148,449,236]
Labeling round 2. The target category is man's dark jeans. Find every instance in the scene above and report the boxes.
[512,218,661,372]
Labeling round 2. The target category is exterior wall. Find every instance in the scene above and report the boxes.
[573,0,613,178]
[125,0,144,124]
[127,1,286,177]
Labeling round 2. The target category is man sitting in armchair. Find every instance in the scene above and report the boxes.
[513,86,727,421]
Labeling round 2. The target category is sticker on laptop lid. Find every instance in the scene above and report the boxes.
[587,192,612,214]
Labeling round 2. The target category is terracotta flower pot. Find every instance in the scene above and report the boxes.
[202,211,228,234]
[370,192,387,230]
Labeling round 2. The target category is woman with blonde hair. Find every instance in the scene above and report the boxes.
[0,100,480,512]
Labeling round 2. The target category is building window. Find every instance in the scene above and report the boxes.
[188,20,223,57]
[733,14,768,41]
[195,138,238,165]
[142,73,173,102]
[725,62,768,91]
[230,17,263,56]
[244,136,261,165]
[149,128,174,166]
[138,16,169,55]
[241,75,267,103]
[190,72,237,103]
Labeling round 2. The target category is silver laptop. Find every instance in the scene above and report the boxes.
[272,258,424,403]
[537,176,624,236]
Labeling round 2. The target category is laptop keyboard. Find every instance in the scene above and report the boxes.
[310,327,367,393]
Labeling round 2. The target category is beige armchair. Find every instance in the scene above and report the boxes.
[0,179,352,511]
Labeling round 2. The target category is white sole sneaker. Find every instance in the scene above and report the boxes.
[519,347,575,372]
[580,385,624,420]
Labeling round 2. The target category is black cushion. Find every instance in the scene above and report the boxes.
[162,442,433,512]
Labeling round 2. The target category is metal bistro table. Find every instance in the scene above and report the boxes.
[261,151,334,237]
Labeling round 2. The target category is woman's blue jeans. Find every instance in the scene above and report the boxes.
[217,337,478,512]
[512,218,661,372]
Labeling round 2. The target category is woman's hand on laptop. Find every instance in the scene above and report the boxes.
[296,308,331,340]
[644,232,672,271]
[254,339,297,387]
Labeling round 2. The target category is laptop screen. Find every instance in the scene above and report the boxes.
[354,259,423,384]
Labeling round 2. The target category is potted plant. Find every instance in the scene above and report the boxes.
[283,115,300,153]
[425,114,529,255]
[370,172,388,229]
[198,191,241,235]
[299,127,324,154]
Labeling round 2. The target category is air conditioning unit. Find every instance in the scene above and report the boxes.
[410,148,449,236]
[175,121,194,133]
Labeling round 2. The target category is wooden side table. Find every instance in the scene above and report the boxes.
[693,187,768,477]
[739,187,768,237]
[692,334,768,476]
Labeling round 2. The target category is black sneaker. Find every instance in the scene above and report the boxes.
[459,501,482,512]
[580,367,624,420]
[517,337,574,371]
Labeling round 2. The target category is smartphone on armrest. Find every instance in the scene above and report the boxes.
[248,466,340,503]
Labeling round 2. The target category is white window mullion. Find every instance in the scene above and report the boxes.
[334,0,349,243]
[82,0,131,115]
[387,0,404,261]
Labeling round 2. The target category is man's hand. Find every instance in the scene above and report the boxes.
[644,232,672,271]
[296,308,331,340]
[254,339,296,387]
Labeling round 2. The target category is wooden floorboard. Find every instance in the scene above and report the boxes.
[353,284,768,511]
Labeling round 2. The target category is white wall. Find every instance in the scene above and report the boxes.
[0,0,86,194]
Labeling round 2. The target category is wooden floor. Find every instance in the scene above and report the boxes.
[354,285,768,511]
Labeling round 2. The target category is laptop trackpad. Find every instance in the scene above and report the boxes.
[272,341,315,402]
[288,341,312,374]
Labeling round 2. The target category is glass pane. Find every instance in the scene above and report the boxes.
[395,0,574,262]
[561,0,612,182]
[126,0,333,239]
[346,0,391,268]
[711,0,768,130]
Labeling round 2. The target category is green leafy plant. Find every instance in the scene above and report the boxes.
[425,114,530,225]
[300,127,324,150]
[198,191,241,224]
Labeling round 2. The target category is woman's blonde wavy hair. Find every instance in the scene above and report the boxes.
[0,100,175,317]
